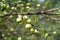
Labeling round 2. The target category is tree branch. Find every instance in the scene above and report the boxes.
[0,8,60,18]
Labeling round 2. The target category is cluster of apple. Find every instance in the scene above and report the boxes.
[16,15,57,36]
[0,0,41,14]
[16,15,39,34]
[44,31,57,38]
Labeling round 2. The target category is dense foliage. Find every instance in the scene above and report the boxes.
[0,0,60,40]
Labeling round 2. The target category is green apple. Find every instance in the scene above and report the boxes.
[26,6,30,9]
[26,3,30,5]
[25,24,32,29]
[17,4,20,7]
[30,28,34,32]
[53,31,56,34]
[2,0,5,2]
[18,37,22,40]
[18,15,22,18]
[3,11,7,14]
[2,33,5,37]
[16,17,22,22]
[10,28,14,32]
[36,4,40,7]
[34,29,39,33]
[11,7,15,10]
[9,15,13,18]
[45,33,48,38]
[23,15,28,20]
[11,7,17,10]
[27,19,32,23]
[6,4,9,8]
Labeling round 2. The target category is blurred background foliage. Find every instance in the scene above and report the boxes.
[0,0,60,40]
